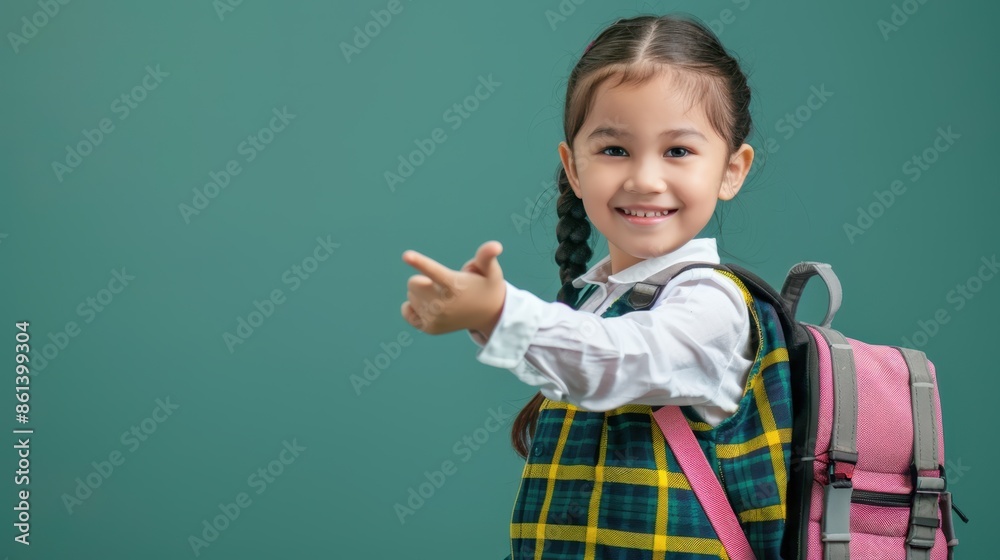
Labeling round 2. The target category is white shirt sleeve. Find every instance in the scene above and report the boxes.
[467,269,752,415]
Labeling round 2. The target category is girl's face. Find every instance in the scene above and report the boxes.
[559,69,754,275]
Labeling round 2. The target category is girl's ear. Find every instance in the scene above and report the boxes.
[558,141,583,198]
[719,143,755,201]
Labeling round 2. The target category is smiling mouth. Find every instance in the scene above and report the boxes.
[615,208,677,217]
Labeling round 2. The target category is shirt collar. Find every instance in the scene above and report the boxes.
[571,237,721,289]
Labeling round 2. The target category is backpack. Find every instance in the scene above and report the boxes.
[634,260,967,559]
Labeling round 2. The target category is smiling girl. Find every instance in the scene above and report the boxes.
[401,14,791,559]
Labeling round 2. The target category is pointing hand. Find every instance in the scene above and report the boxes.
[401,241,506,336]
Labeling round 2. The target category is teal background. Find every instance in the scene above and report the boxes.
[2,0,995,558]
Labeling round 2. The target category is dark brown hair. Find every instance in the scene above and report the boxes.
[509,13,757,459]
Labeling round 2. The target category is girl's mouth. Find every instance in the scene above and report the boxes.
[615,208,677,225]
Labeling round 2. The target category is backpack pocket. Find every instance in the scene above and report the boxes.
[847,489,948,559]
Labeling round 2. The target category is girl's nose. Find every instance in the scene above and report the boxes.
[624,158,667,194]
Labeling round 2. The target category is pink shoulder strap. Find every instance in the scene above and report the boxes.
[652,405,757,560]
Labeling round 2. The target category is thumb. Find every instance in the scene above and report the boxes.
[474,241,503,279]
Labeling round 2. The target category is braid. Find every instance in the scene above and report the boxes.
[554,166,593,306]
[509,164,593,459]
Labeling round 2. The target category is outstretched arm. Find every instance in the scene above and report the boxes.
[467,268,753,412]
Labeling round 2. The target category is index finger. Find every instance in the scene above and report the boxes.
[402,250,455,289]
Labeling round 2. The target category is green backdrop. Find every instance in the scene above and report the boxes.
[2,0,995,558]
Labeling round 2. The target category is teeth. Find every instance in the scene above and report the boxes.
[622,208,670,217]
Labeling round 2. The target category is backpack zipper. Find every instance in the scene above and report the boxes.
[850,489,970,525]
[850,489,910,507]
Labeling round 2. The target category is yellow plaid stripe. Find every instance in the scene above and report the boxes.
[739,504,785,523]
[510,524,728,557]
[715,427,792,458]
[755,368,788,510]
[583,421,608,557]
[761,347,789,370]
[522,463,691,490]
[533,407,576,559]
[651,417,669,559]
[688,420,715,432]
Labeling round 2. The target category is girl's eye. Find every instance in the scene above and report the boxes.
[599,146,691,157]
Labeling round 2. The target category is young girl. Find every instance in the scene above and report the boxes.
[401,14,793,560]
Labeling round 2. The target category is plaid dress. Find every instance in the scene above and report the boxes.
[507,269,793,560]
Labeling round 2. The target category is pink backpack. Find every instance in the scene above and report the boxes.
[650,261,967,559]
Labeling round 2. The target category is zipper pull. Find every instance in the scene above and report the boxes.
[951,500,969,523]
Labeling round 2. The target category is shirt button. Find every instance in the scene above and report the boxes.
[532,443,545,457]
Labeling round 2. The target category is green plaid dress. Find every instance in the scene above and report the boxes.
[507,270,793,560]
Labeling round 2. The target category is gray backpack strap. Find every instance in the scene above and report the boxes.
[897,347,946,560]
[809,325,860,560]
[627,260,720,310]
[780,262,843,328]
[939,491,960,558]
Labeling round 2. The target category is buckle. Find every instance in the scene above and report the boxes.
[821,483,853,542]
[822,451,857,544]
[906,463,946,546]
[827,450,857,489]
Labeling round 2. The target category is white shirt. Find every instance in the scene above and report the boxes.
[467,237,754,427]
